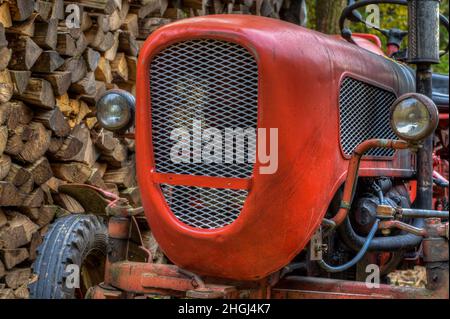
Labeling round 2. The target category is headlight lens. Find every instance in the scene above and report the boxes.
[96,90,135,131]
[390,93,438,142]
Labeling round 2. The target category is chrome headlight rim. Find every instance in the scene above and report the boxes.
[389,93,439,142]
[96,89,135,132]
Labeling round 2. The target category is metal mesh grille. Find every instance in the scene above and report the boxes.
[150,39,258,178]
[160,184,248,229]
[339,77,397,157]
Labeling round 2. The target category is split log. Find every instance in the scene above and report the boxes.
[103,163,136,188]
[51,0,64,20]
[0,181,25,206]
[4,125,28,156]
[110,52,128,82]
[27,231,41,260]
[44,176,64,193]
[86,168,107,189]
[5,163,31,186]
[69,72,96,95]
[33,108,70,137]
[83,47,100,71]
[0,259,4,279]
[9,70,31,95]
[7,0,35,22]
[70,0,118,15]
[118,31,139,56]
[94,56,112,83]
[104,31,119,61]
[0,125,7,154]
[26,157,53,185]
[17,206,39,220]
[79,80,106,105]
[31,50,64,73]
[65,125,99,166]
[35,0,53,21]
[34,71,71,96]
[0,211,37,248]
[130,0,167,18]
[4,12,36,36]
[13,78,55,109]
[0,2,12,28]
[23,187,44,208]
[35,205,56,228]
[100,142,128,167]
[0,69,13,103]
[58,56,87,83]
[15,122,51,163]
[47,135,83,161]
[32,19,57,50]
[0,103,10,125]
[0,47,12,71]
[51,162,92,183]
[55,93,71,115]
[0,248,29,269]
[126,55,137,81]
[18,177,33,194]
[138,17,171,39]
[6,35,42,70]
[52,193,84,213]
[13,282,29,298]
[121,13,139,38]
[55,32,76,56]
[4,100,33,129]
[67,100,91,127]
[3,268,30,289]
[108,10,124,31]
[92,129,118,152]
[0,154,11,180]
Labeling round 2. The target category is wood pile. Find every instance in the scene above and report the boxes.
[387,266,427,288]
[0,0,298,299]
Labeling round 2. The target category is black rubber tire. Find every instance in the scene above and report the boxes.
[29,214,108,299]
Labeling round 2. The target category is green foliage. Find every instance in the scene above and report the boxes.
[305,0,449,74]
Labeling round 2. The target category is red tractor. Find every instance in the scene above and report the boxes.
[30,0,449,299]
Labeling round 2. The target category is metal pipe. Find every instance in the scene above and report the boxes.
[415,64,435,212]
[318,219,379,273]
[399,208,449,219]
[379,220,426,236]
[331,139,409,226]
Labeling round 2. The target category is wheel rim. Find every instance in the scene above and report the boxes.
[75,248,106,298]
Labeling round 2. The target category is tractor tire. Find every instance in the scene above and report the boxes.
[29,214,108,299]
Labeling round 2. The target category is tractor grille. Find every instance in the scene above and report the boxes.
[160,184,248,229]
[150,39,258,229]
[150,39,258,178]
[339,77,397,157]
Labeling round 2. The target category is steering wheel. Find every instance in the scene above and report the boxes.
[339,0,449,58]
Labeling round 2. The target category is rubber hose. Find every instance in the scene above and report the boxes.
[338,215,424,252]
[317,219,379,273]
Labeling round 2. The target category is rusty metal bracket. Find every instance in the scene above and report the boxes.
[310,227,325,261]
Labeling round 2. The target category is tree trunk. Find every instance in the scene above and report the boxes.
[315,0,346,34]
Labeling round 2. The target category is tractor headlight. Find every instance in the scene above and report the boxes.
[390,93,438,142]
[96,90,135,131]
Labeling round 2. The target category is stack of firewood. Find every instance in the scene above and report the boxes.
[0,0,296,299]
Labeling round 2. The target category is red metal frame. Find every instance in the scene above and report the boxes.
[135,15,418,281]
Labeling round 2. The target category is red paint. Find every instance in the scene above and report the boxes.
[136,15,415,280]
[387,43,400,57]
